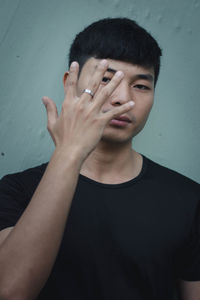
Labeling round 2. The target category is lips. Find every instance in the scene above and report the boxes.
[113,115,131,122]
[110,115,131,127]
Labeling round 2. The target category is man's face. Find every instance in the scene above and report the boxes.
[76,57,155,144]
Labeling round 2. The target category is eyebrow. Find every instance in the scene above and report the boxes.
[106,67,154,83]
[135,74,154,82]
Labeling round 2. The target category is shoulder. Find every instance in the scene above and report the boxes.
[0,163,48,230]
[143,155,199,198]
[0,163,48,197]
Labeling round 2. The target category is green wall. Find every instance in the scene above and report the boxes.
[0,1,199,298]
[0,0,199,182]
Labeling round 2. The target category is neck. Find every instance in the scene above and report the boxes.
[80,140,142,184]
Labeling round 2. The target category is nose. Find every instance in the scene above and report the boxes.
[110,81,131,106]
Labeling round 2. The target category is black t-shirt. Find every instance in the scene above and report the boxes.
[0,155,200,300]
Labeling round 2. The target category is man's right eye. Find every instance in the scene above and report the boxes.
[101,77,111,84]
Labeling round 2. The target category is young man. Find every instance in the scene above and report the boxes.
[0,18,199,300]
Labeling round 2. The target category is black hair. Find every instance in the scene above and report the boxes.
[69,18,162,85]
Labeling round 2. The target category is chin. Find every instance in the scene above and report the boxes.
[101,125,143,145]
[101,133,133,145]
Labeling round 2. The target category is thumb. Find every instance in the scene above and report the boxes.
[42,96,58,126]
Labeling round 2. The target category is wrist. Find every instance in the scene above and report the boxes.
[50,146,84,171]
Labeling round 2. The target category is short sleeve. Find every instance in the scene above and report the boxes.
[0,174,28,230]
[178,199,200,281]
[0,163,47,231]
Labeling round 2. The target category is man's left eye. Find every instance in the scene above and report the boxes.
[134,85,150,90]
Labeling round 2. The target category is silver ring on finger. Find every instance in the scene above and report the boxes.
[82,88,94,99]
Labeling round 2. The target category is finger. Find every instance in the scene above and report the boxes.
[104,101,135,121]
[81,59,108,102]
[94,70,124,110]
[42,96,58,129]
[64,61,79,100]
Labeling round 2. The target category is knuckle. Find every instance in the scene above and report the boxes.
[47,122,52,132]
[68,79,76,87]
[97,63,106,72]
[50,103,56,112]
[110,109,120,119]
[47,119,56,132]
[111,77,119,86]
[101,87,109,98]
[91,82,98,90]
[110,78,119,90]
[91,114,99,123]
[61,101,70,112]
[77,102,85,112]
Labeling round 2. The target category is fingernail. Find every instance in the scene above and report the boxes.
[129,101,135,106]
[71,61,78,68]
[100,59,108,66]
[115,71,124,77]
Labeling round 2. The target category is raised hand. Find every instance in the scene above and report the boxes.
[42,60,134,163]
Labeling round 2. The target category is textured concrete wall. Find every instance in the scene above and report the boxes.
[0,0,200,183]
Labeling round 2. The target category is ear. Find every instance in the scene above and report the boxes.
[63,71,69,89]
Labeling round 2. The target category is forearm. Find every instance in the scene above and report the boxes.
[0,149,82,300]
[0,58,134,300]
